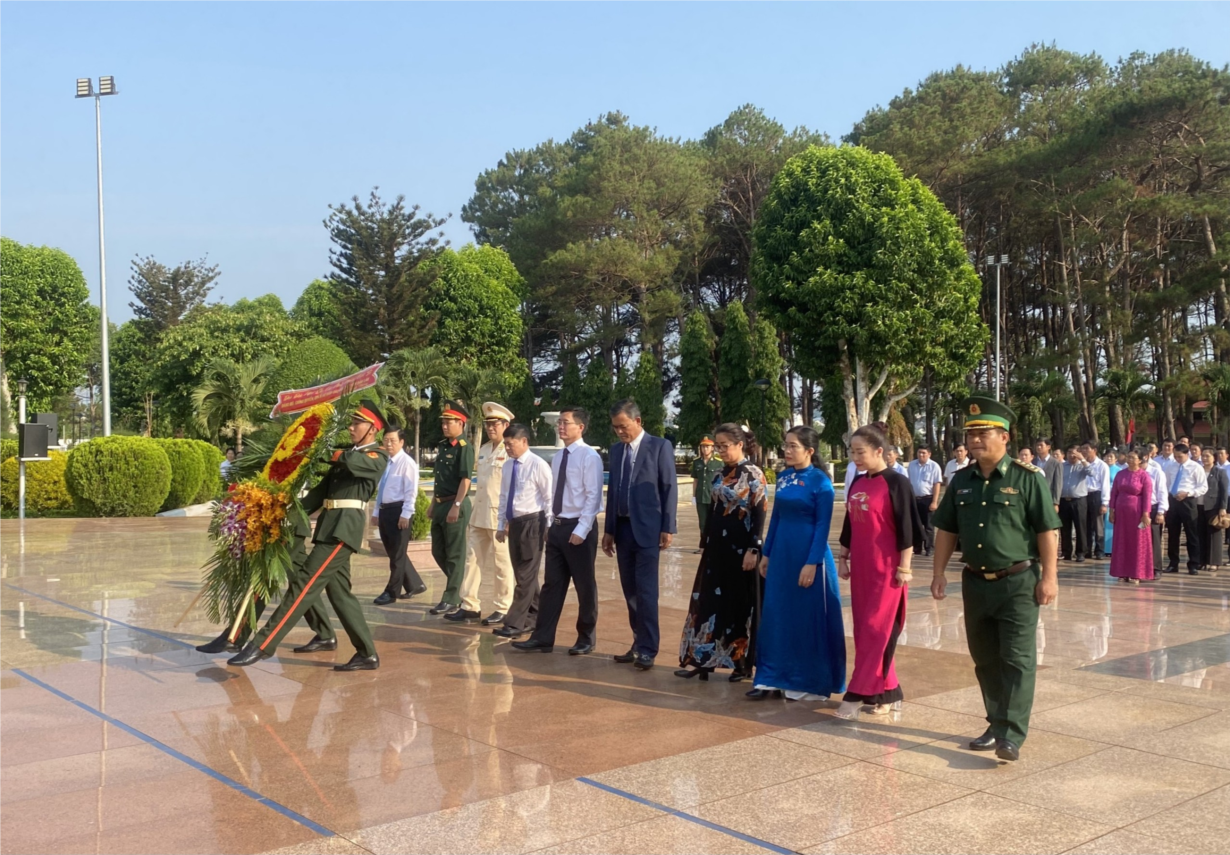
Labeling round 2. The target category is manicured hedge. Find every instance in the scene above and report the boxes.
[1,438,17,463]
[411,487,431,541]
[0,450,72,513]
[155,439,206,511]
[66,436,171,517]
[189,440,225,503]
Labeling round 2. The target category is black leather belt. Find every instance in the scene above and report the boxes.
[554,517,578,526]
[963,560,1033,581]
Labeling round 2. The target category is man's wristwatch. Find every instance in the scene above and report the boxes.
[454,501,462,507]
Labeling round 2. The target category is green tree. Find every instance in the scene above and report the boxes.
[753,145,986,438]
[422,245,525,378]
[717,302,754,425]
[747,318,791,449]
[382,347,452,461]
[677,310,717,447]
[127,255,219,332]
[290,279,346,348]
[558,358,583,408]
[266,337,356,399]
[109,320,158,433]
[191,356,278,452]
[152,300,306,429]
[0,238,94,412]
[506,369,541,439]
[579,357,614,448]
[325,189,450,364]
[630,353,666,437]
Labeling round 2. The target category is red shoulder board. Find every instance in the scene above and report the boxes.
[332,450,344,462]
[366,451,380,458]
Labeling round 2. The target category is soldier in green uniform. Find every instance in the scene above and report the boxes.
[930,395,1061,762]
[428,402,476,615]
[194,504,335,654]
[690,437,723,552]
[229,401,389,671]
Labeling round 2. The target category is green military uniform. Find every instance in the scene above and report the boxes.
[931,397,1061,747]
[432,403,476,607]
[250,441,387,659]
[690,441,724,535]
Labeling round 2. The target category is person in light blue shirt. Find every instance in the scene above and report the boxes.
[907,447,943,556]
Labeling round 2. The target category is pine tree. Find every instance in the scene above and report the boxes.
[579,356,614,448]
[128,255,219,333]
[678,310,717,447]
[717,302,753,426]
[631,353,666,437]
[558,358,583,409]
[747,318,791,450]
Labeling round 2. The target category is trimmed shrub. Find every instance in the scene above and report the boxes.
[0,450,73,513]
[411,487,431,541]
[1,438,17,462]
[66,436,171,517]
[266,336,355,398]
[154,439,206,511]
[190,440,225,503]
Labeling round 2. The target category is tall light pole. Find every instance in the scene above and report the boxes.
[985,255,1009,401]
[76,76,119,436]
[17,379,27,522]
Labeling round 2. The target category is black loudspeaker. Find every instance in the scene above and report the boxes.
[18,423,50,459]
[32,412,59,441]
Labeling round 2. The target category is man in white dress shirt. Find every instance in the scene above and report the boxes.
[943,444,970,486]
[512,406,604,655]
[372,427,426,605]
[493,423,554,639]
[886,447,907,475]
[1143,446,1170,576]
[908,446,944,556]
[1165,443,1208,575]
[449,402,517,625]
[1081,442,1112,560]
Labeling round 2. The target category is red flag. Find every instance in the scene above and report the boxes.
[269,363,384,418]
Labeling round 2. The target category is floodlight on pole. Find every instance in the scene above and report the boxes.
[985,255,1010,402]
[76,76,119,435]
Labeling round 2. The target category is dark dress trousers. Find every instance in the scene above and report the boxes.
[605,433,678,659]
[378,502,424,597]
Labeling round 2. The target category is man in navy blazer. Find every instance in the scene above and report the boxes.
[602,398,678,670]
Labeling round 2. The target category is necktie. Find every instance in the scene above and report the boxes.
[553,447,570,517]
[619,446,633,516]
[1171,465,1180,496]
[506,458,520,522]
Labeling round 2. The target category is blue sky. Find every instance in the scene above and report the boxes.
[3,2,1227,322]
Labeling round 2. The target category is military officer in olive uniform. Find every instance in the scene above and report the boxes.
[229,401,389,671]
[429,402,476,615]
[931,396,1061,762]
[690,437,723,553]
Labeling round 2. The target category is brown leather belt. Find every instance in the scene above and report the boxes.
[963,560,1033,581]
[434,494,457,504]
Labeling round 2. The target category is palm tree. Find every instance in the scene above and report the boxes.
[446,364,506,447]
[383,347,453,461]
[1097,368,1155,446]
[191,356,278,453]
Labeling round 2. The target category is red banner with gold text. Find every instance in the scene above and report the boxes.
[269,363,384,418]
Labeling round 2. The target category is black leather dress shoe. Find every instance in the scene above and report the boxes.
[481,611,506,626]
[492,626,523,639]
[613,649,636,664]
[195,632,235,654]
[969,729,997,751]
[569,643,594,655]
[400,584,428,599]
[292,635,337,653]
[1188,568,1200,575]
[334,653,379,672]
[373,592,396,606]
[745,688,782,700]
[444,609,481,622]
[511,639,554,652]
[1163,566,1179,573]
[227,644,271,667]
[429,601,456,615]
[633,654,654,670]
[995,738,1020,762]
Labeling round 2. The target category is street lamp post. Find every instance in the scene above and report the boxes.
[752,378,771,466]
[985,255,1010,401]
[76,76,119,436]
[17,379,27,522]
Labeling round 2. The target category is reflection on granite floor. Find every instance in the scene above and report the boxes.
[2,512,1228,855]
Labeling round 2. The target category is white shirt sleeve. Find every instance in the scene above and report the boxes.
[574,449,605,540]
[402,456,418,520]
[497,461,513,532]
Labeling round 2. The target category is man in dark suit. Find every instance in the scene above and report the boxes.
[602,398,678,671]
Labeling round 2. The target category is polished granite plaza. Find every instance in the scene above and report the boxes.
[2,508,1228,855]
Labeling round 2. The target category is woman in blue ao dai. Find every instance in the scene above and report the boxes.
[749,426,847,701]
